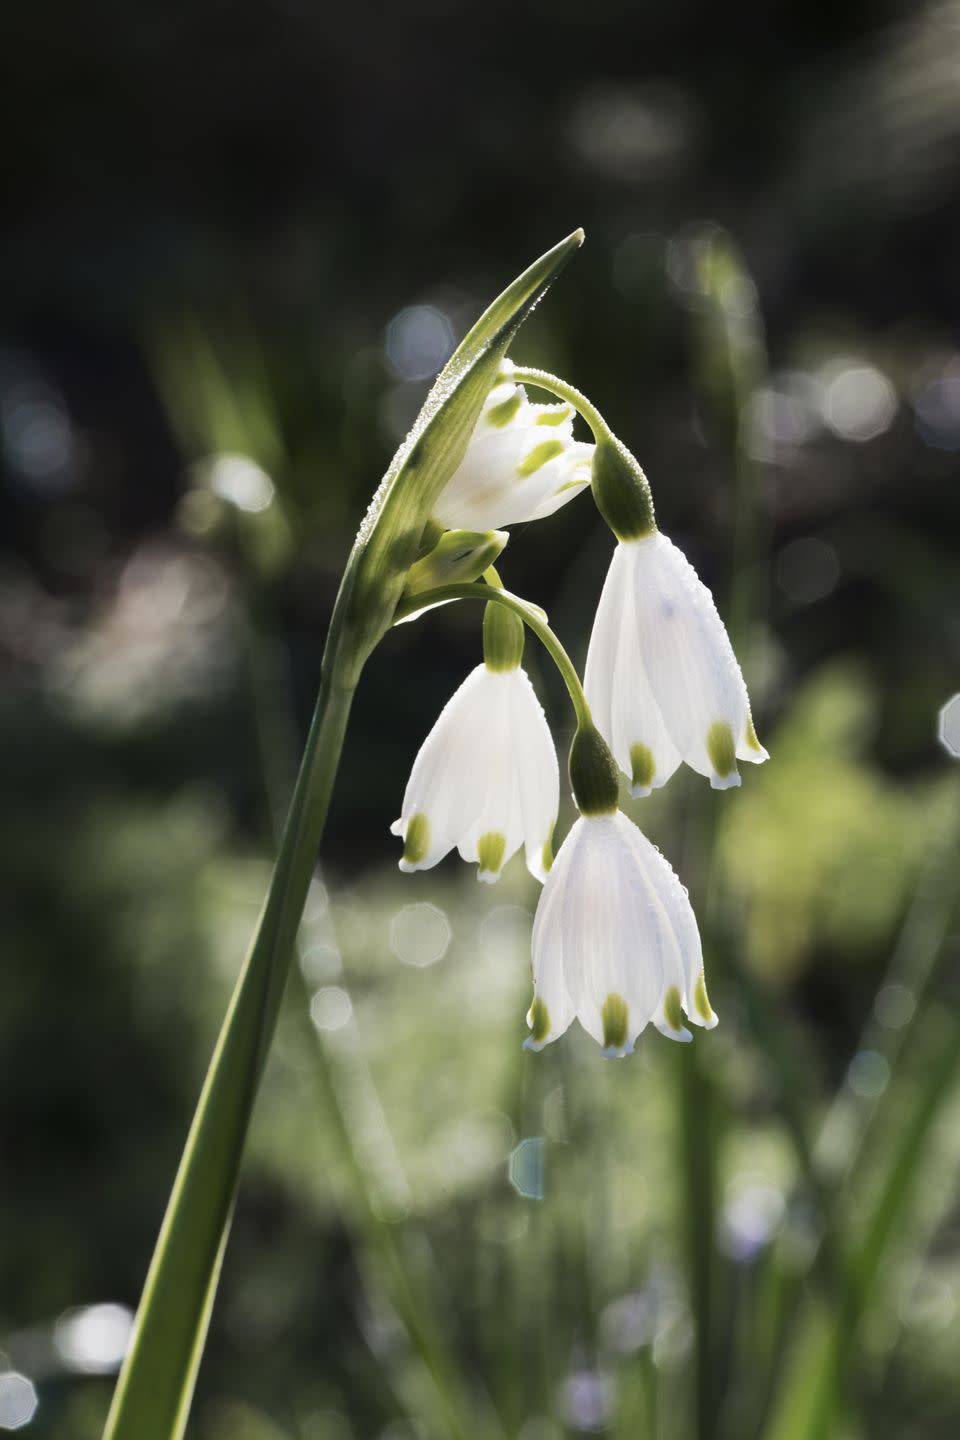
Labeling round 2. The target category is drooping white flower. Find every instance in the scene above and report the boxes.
[525,810,716,1055]
[391,662,558,883]
[584,534,768,794]
[432,372,593,532]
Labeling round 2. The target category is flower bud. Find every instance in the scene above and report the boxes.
[568,722,620,816]
[591,434,656,542]
[402,528,509,600]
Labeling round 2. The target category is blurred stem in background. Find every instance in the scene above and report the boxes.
[676,230,770,1440]
[689,227,960,1440]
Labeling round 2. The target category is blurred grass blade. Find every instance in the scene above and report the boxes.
[762,1005,960,1440]
[102,232,584,1440]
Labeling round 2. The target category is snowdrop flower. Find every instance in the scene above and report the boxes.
[432,369,593,532]
[391,603,558,883]
[525,728,716,1055]
[585,435,767,794]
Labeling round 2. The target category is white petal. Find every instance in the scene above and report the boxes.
[394,666,494,870]
[619,818,715,1030]
[394,664,560,885]
[561,815,691,1053]
[629,533,759,788]
[526,821,581,1049]
[456,673,524,880]
[583,544,624,744]
[585,544,681,796]
[736,715,770,765]
[433,382,593,531]
[509,670,559,882]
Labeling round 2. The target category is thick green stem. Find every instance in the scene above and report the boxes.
[103,670,355,1440]
[393,581,592,729]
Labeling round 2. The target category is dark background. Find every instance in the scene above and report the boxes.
[2,3,960,1438]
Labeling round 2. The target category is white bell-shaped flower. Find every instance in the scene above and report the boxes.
[525,810,716,1055]
[584,534,768,794]
[391,662,558,883]
[432,372,593,532]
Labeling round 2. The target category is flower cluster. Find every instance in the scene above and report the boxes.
[391,365,767,1056]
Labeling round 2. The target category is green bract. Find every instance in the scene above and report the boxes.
[328,230,585,687]
[402,527,508,599]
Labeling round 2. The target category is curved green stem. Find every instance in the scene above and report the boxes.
[394,581,592,729]
[511,366,657,540]
[509,365,609,440]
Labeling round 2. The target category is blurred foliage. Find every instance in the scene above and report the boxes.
[720,665,955,979]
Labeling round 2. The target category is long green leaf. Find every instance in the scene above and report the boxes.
[102,231,584,1440]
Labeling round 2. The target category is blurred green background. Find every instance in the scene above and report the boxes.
[2,2,960,1437]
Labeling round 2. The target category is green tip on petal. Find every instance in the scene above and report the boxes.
[535,405,573,428]
[516,439,565,477]
[663,985,685,1034]
[528,996,551,1044]
[403,527,508,599]
[402,813,430,867]
[706,721,739,787]
[541,829,555,875]
[477,830,507,881]
[601,993,630,1052]
[486,390,522,428]
[745,716,765,753]
[629,742,656,795]
[694,972,717,1027]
